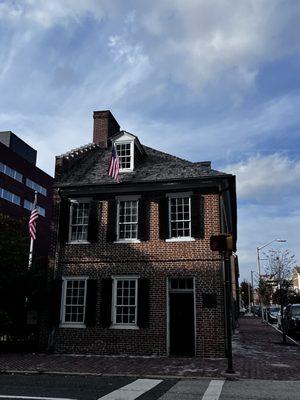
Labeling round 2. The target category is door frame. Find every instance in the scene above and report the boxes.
[166,277,196,356]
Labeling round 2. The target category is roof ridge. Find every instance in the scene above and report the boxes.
[142,145,193,164]
[57,142,100,158]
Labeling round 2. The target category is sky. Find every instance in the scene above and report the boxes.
[0,0,299,281]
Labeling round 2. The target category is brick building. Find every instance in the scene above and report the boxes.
[0,131,53,258]
[49,110,237,358]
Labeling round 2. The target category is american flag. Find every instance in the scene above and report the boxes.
[108,144,120,182]
[29,207,39,240]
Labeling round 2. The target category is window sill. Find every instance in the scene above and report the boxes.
[165,237,195,243]
[67,241,90,245]
[59,323,86,329]
[114,239,141,244]
[110,324,139,330]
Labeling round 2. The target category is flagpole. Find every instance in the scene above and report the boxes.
[28,191,38,270]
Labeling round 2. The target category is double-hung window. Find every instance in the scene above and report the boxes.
[167,193,192,240]
[61,277,87,327]
[69,200,90,242]
[116,196,139,242]
[115,142,133,171]
[112,276,138,328]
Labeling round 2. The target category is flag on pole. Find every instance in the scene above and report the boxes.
[108,144,120,182]
[29,206,39,240]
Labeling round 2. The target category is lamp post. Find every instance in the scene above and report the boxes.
[256,239,286,278]
[256,239,286,321]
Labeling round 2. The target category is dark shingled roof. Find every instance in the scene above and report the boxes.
[57,142,230,187]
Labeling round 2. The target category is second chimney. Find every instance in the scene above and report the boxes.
[93,110,120,148]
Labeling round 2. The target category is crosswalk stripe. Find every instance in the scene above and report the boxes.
[201,380,225,400]
[0,396,76,400]
[97,378,163,400]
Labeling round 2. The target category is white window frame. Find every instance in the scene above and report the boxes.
[60,276,88,328]
[115,140,134,172]
[111,275,139,329]
[166,192,195,242]
[115,195,140,243]
[68,198,91,244]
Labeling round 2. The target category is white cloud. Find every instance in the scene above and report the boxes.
[224,154,300,202]
[237,204,300,280]
[137,0,300,92]
[0,0,107,27]
[2,1,300,96]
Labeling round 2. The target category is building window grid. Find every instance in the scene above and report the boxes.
[24,199,46,217]
[0,187,21,205]
[114,278,138,325]
[118,200,138,240]
[0,162,23,182]
[169,196,191,238]
[116,143,131,170]
[70,202,90,242]
[63,279,87,324]
[26,178,47,196]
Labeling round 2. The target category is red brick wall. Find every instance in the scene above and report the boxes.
[49,192,226,357]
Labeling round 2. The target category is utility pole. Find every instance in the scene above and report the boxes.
[224,251,234,373]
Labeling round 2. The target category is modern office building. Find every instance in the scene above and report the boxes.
[0,131,53,258]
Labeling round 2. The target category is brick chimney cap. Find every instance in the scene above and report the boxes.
[93,110,117,119]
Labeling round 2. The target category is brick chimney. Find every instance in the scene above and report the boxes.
[93,110,120,148]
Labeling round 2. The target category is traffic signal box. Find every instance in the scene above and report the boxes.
[210,234,236,252]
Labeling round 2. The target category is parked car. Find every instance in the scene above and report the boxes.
[284,304,300,336]
[267,305,280,324]
[251,305,262,317]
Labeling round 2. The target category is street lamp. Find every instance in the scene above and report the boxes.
[256,239,286,277]
[256,239,286,322]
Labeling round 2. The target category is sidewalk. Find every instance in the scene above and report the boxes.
[0,317,299,380]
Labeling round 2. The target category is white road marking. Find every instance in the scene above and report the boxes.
[0,396,76,400]
[97,378,162,400]
[201,380,225,400]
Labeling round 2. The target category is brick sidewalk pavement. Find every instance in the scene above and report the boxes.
[0,317,299,380]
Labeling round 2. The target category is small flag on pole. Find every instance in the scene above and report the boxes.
[108,144,120,182]
[29,206,39,240]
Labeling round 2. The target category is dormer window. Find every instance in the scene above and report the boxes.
[115,141,133,171]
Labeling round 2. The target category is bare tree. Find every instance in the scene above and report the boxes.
[264,249,296,344]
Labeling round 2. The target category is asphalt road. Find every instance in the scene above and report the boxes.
[0,374,300,400]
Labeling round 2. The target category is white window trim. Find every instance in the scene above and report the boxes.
[115,195,140,243]
[166,192,194,241]
[60,276,88,328]
[115,140,134,172]
[110,275,139,329]
[68,198,91,244]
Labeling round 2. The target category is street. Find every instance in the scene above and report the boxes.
[0,374,299,400]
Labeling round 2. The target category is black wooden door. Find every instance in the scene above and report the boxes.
[169,292,195,356]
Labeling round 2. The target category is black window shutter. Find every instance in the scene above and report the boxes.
[49,279,62,327]
[137,279,150,328]
[138,198,149,241]
[87,200,99,243]
[106,199,117,242]
[85,279,98,327]
[191,194,205,238]
[159,197,169,240]
[100,278,113,328]
[58,199,70,244]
